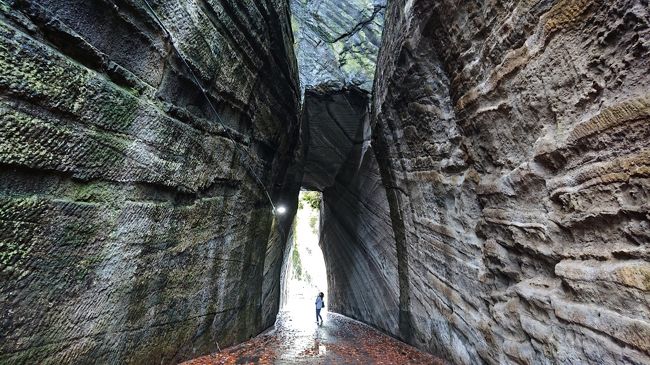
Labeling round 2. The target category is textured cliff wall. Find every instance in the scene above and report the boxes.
[299,87,399,335]
[373,0,650,364]
[291,0,385,92]
[0,0,299,363]
[292,0,399,336]
[320,141,400,336]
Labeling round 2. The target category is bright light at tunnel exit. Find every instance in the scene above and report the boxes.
[280,191,327,316]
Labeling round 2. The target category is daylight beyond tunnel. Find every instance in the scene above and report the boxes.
[299,86,401,336]
[281,191,327,311]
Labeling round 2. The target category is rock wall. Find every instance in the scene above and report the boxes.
[291,0,399,338]
[320,142,400,336]
[372,0,650,364]
[0,0,299,364]
[299,87,400,335]
[291,0,386,92]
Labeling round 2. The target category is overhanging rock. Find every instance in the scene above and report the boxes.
[301,86,370,191]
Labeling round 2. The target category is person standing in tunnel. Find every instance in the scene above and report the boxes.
[315,292,325,324]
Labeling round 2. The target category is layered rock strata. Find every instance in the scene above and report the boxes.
[372,0,650,364]
[0,0,299,363]
[320,140,400,336]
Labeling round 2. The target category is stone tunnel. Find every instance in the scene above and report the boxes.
[1,0,649,364]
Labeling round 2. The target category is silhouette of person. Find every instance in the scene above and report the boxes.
[315,292,325,324]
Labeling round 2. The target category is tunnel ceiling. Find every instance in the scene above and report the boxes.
[300,87,370,191]
[290,0,385,191]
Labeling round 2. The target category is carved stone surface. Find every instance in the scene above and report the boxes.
[291,0,398,339]
[300,87,369,191]
[302,89,400,336]
[2,0,649,363]
[321,142,400,336]
[371,0,650,363]
[291,0,386,92]
[0,0,299,363]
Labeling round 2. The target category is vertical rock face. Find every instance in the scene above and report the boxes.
[320,140,400,336]
[372,0,650,364]
[291,0,386,91]
[0,0,299,364]
[292,0,399,337]
[299,87,400,335]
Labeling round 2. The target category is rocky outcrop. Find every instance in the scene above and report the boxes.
[371,0,650,364]
[291,0,385,92]
[0,1,299,363]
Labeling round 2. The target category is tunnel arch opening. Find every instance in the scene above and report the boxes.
[280,190,327,313]
[271,0,397,347]
[275,84,400,337]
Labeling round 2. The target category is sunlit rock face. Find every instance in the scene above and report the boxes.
[372,0,650,364]
[0,1,300,363]
[291,0,386,92]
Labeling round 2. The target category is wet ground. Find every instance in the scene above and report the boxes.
[182,302,445,365]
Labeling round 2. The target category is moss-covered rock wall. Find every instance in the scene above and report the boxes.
[0,0,300,363]
[291,0,385,92]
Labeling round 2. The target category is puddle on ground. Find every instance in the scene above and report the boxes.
[182,300,445,365]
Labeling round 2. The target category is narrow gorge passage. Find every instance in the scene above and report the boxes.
[1,1,649,365]
[184,192,443,364]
